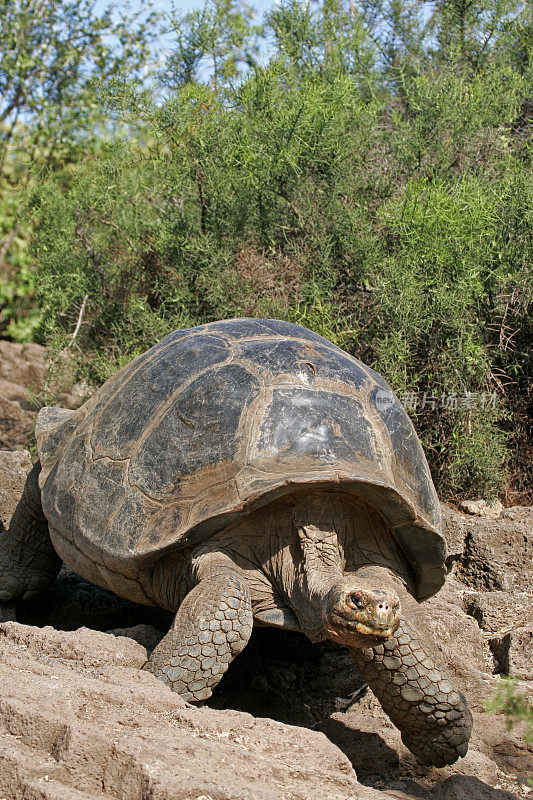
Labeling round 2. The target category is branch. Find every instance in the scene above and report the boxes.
[43,293,89,396]
[75,212,110,295]
[0,223,22,274]
[67,293,89,348]
[195,163,207,235]
[93,215,138,253]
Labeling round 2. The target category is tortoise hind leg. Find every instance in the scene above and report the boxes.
[0,461,61,604]
[145,550,253,702]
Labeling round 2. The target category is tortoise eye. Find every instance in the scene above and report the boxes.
[348,591,366,609]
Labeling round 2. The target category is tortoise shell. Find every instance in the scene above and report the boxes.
[36,319,444,603]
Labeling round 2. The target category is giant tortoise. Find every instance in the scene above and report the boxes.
[0,318,472,766]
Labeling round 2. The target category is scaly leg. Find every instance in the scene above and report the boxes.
[145,551,253,702]
[351,614,472,767]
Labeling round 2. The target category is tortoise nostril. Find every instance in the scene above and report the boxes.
[378,602,389,612]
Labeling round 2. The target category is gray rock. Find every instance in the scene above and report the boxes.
[442,505,533,592]
[463,591,532,634]
[433,775,519,799]
[501,506,533,522]
[441,505,475,564]
[460,500,504,520]
[0,339,47,392]
[490,626,533,679]
[0,620,384,800]
[56,380,92,410]
[107,623,163,652]
[0,378,29,405]
[320,707,401,779]
[414,592,490,708]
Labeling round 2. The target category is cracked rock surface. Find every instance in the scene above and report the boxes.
[0,620,376,800]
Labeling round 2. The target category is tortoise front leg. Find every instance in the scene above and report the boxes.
[351,615,472,767]
[145,551,253,702]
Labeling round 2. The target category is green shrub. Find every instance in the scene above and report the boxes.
[28,0,532,500]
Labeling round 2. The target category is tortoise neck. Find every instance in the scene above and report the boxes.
[289,493,347,638]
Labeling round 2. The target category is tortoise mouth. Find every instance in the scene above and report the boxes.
[354,621,396,638]
[324,616,399,645]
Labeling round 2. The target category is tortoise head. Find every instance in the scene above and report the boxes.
[322,575,401,647]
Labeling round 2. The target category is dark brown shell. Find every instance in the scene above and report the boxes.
[36,319,444,601]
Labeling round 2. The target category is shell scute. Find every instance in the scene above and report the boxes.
[251,388,379,472]
[234,337,370,391]
[102,489,167,566]
[129,363,261,502]
[200,317,327,344]
[90,333,229,461]
[370,383,441,530]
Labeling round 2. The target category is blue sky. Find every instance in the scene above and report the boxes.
[96,0,273,25]
[95,0,274,60]
[151,0,273,16]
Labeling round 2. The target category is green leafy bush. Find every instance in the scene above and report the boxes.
[28,0,533,499]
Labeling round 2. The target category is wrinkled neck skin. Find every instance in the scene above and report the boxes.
[290,499,347,640]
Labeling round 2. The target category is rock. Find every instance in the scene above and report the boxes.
[0,620,389,800]
[433,775,519,799]
[441,505,475,564]
[0,449,33,530]
[484,717,533,783]
[412,592,491,709]
[0,340,47,392]
[0,396,36,450]
[455,748,500,784]
[501,507,533,522]
[489,626,533,679]
[56,381,92,410]
[463,592,532,634]
[442,505,533,593]
[0,340,93,451]
[1,620,148,668]
[0,378,30,404]
[107,624,163,652]
[461,500,504,520]
[320,704,401,779]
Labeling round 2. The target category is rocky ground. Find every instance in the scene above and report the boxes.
[0,339,531,800]
[0,339,89,451]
